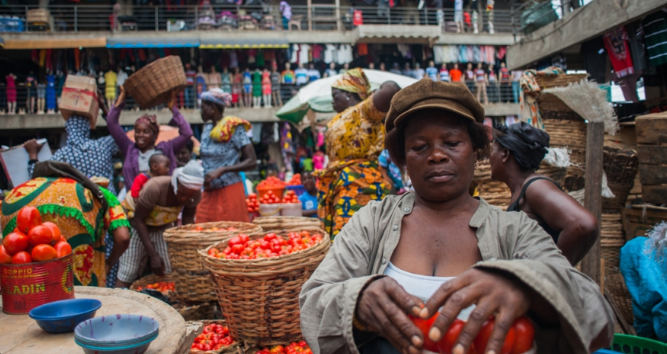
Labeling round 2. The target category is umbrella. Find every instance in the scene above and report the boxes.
[276,69,419,124]
[126,125,200,151]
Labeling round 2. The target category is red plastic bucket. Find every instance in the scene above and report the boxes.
[0,254,74,314]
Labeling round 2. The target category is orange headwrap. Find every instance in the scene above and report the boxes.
[332,68,371,100]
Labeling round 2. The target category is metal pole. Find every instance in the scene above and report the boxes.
[74,6,78,32]
[155,6,158,31]
[335,0,341,31]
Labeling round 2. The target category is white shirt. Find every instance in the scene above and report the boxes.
[413,68,425,80]
[117,70,128,86]
[324,45,337,64]
[299,44,311,65]
[291,44,299,63]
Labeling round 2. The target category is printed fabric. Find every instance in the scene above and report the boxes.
[331,68,371,100]
[519,67,564,129]
[1,177,129,287]
[603,26,635,78]
[315,159,391,239]
[643,12,667,67]
[200,122,251,190]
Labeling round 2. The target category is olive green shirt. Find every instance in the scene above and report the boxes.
[299,193,613,354]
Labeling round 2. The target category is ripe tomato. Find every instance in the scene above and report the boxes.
[54,241,72,257]
[17,207,42,234]
[473,318,515,354]
[0,245,12,264]
[28,225,53,247]
[409,314,439,352]
[3,231,29,255]
[269,345,284,354]
[11,251,32,264]
[510,317,535,354]
[32,244,57,262]
[208,248,220,257]
[42,222,62,245]
[437,319,466,354]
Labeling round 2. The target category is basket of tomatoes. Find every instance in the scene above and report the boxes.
[130,274,176,299]
[198,229,330,346]
[163,221,263,302]
[252,341,313,354]
[256,177,286,200]
[189,320,242,354]
[0,206,74,314]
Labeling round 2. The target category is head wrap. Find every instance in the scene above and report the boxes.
[135,114,159,137]
[171,160,204,194]
[201,88,232,108]
[495,122,550,170]
[332,68,371,100]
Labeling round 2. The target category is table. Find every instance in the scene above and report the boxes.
[0,286,201,354]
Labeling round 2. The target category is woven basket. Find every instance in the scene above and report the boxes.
[174,301,216,321]
[199,228,330,346]
[130,274,176,300]
[606,272,634,326]
[536,74,587,89]
[188,319,246,354]
[602,147,639,213]
[164,221,263,302]
[252,216,323,231]
[601,213,624,275]
[123,56,187,109]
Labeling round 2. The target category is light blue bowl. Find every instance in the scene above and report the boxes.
[75,332,158,354]
[29,299,102,334]
[74,314,159,348]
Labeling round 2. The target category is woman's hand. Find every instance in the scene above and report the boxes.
[167,90,177,110]
[24,139,43,160]
[421,269,530,354]
[356,277,425,354]
[204,167,226,189]
[150,254,166,276]
[115,86,126,108]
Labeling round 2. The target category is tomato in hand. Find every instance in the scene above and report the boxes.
[437,319,467,354]
[473,318,516,354]
[32,244,57,262]
[0,245,12,264]
[510,317,535,354]
[54,241,72,258]
[11,251,32,264]
[28,225,53,247]
[3,231,29,255]
[409,314,439,352]
[42,222,62,245]
[16,206,42,235]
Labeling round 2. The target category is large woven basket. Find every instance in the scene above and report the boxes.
[605,272,634,326]
[174,301,216,321]
[164,221,263,302]
[123,56,187,109]
[536,74,587,90]
[601,213,625,275]
[199,228,330,346]
[252,216,323,231]
[603,147,639,213]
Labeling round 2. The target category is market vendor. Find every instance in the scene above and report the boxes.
[317,68,400,239]
[1,161,131,288]
[107,86,193,189]
[115,160,203,288]
[488,122,598,265]
[299,171,318,217]
[299,80,613,354]
[196,88,257,223]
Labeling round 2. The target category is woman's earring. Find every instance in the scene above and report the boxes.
[346,96,350,101]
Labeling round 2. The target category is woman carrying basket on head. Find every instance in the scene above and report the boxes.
[107,86,193,190]
[196,89,257,223]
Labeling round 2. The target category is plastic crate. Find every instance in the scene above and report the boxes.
[286,184,306,196]
[611,334,667,354]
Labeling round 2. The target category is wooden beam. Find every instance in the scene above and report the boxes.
[335,0,341,32]
[582,121,604,285]
[308,0,313,31]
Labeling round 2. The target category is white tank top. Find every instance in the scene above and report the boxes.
[383,262,474,321]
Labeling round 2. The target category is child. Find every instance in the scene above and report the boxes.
[122,154,170,218]
[299,171,318,217]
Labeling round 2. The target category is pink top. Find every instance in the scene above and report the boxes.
[313,153,325,170]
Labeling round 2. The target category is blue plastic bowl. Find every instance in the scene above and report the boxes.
[75,314,159,348]
[29,299,102,334]
[75,332,158,354]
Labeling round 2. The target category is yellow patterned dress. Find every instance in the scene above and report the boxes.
[1,177,129,287]
[317,94,392,239]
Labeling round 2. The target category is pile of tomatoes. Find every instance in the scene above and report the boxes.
[190,323,234,352]
[286,174,301,186]
[194,226,238,232]
[246,193,260,213]
[410,315,534,354]
[259,190,282,205]
[257,177,286,190]
[207,231,324,260]
[256,341,312,354]
[281,190,300,204]
[0,206,72,265]
[135,281,175,293]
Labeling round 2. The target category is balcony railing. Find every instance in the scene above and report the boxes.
[0,4,513,34]
[509,0,591,40]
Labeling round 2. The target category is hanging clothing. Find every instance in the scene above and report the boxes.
[643,11,667,68]
[46,74,56,110]
[229,50,239,68]
[291,44,300,63]
[358,44,369,56]
[299,44,311,65]
[324,44,337,64]
[603,26,635,78]
[434,45,445,64]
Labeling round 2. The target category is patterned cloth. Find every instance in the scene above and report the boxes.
[331,68,371,100]
[316,159,391,239]
[200,122,252,190]
[28,116,120,195]
[201,88,232,107]
[117,228,172,283]
[519,67,564,129]
[1,177,130,288]
[378,150,403,189]
[210,116,251,143]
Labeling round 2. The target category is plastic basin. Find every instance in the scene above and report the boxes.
[28,298,101,334]
[75,333,158,354]
[75,314,159,348]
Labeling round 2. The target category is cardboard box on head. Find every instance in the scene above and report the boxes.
[58,75,99,129]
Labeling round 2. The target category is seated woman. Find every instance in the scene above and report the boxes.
[299,80,613,354]
[488,123,598,265]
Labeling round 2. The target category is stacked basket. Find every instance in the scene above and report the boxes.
[600,213,625,275]
[252,216,323,231]
[199,228,330,346]
[602,147,639,213]
[163,221,263,302]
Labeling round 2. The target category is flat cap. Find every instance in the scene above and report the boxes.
[385,79,485,133]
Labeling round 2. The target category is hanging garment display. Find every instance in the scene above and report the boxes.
[643,11,667,68]
[299,44,310,64]
[324,44,336,63]
[603,26,634,78]
[291,44,299,63]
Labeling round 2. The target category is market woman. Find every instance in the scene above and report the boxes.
[108,86,193,189]
[116,160,203,287]
[300,80,613,354]
[488,122,598,265]
[1,162,130,288]
[195,89,257,223]
[317,68,400,239]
